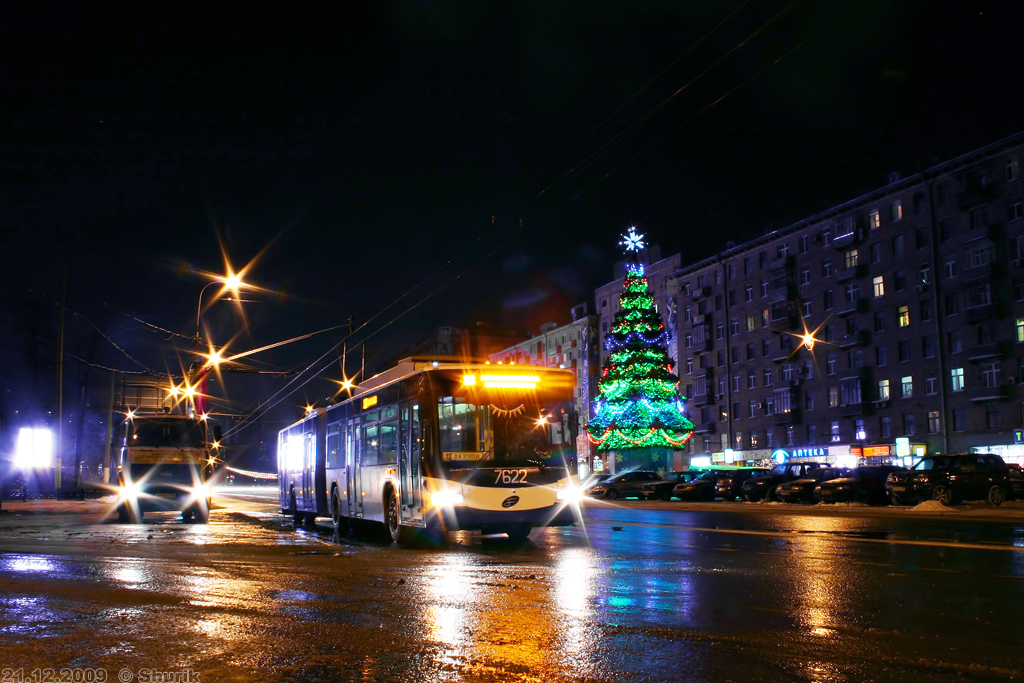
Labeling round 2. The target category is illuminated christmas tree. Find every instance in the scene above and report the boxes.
[587,228,694,452]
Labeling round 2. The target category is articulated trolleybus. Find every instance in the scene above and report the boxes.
[278,357,583,543]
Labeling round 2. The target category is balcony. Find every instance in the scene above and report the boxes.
[774,408,802,425]
[841,402,868,418]
[965,303,996,324]
[838,330,871,349]
[693,422,717,435]
[691,285,712,300]
[835,264,866,283]
[958,184,1002,210]
[832,229,859,250]
[970,385,1008,402]
[836,298,870,317]
[968,342,1008,362]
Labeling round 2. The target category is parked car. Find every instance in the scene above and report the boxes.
[1008,463,1024,501]
[585,470,660,500]
[713,468,769,500]
[814,465,908,505]
[640,471,700,500]
[885,453,1011,506]
[742,462,828,502]
[777,467,851,504]
[672,469,730,501]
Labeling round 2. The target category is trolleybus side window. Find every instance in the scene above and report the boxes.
[362,424,379,466]
[380,419,399,465]
[326,422,341,468]
[438,397,486,455]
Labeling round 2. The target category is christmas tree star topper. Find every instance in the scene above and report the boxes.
[619,227,645,253]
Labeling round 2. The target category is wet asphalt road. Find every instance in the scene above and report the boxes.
[2,489,1024,682]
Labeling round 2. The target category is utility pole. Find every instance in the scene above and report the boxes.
[56,268,67,492]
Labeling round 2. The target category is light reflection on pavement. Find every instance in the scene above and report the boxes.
[1,491,1023,681]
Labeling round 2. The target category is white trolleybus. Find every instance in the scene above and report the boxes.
[278,357,583,544]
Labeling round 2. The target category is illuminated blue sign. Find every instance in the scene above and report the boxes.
[772,449,788,463]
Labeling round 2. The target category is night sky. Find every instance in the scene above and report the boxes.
[3,1,1024,451]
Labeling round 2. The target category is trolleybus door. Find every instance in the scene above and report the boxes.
[399,402,422,524]
[300,422,315,512]
[347,418,363,518]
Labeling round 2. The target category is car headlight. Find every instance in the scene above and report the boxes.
[189,482,212,501]
[431,488,465,507]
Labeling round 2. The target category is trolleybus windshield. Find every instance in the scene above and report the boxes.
[129,418,206,449]
[434,391,577,475]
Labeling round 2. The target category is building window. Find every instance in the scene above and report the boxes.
[869,209,881,229]
[855,419,866,441]
[763,368,773,386]
[800,266,810,286]
[952,408,966,432]
[828,387,839,407]
[745,285,754,302]
[824,290,834,310]
[892,234,905,256]
[844,249,859,268]
[728,290,737,307]
[925,373,938,395]
[718,350,726,367]
[897,305,910,327]
[826,355,836,375]
[821,229,831,247]
[1008,156,1020,181]
[915,226,930,249]
[944,258,957,279]
[766,428,774,448]
[901,375,913,399]
[831,421,841,442]
[1017,318,1024,343]
[913,192,927,215]
[903,413,915,436]
[982,362,1002,388]
[762,338,771,357]
[825,323,836,343]
[805,391,815,411]
[733,375,741,392]
[880,416,891,438]
[877,379,890,401]
[946,293,960,317]
[1009,199,1023,222]
[920,300,933,322]
[717,323,725,340]
[873,276,885,297]
[802,300,812,318]
[744,256,752,275]
[748,372,756,390]
[686,358,694,374]
[928,411,940,434]
[948,330,962,354]
[759,251,768,269]
[822,259,832,278]
[894,269,907,291]
[986,404,1000,430]
[807,424,817,444]
[761,280,769,297]
[749,399,758,418]
[870,242,882,264]
[845,282,860,303]
[951,367,964,392]
[922,335,936,359]
[891,200,903,222]
[730,318,740,336]
[898,340,911,363]
[800,235,809,254]
[876,345,888,367]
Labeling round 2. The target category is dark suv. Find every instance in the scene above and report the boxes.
[585,470,660,500]
[640,471,699,500]
[742,462,828,502]
[713,468,768,500]
[885,453,1011,506]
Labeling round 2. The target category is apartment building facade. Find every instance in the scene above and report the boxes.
[673,133,1024,468]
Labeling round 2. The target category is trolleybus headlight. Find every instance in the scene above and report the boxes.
[431,489,465,507]
[189,482,213,501]
[119,481,141,500]
[556,486,585,503]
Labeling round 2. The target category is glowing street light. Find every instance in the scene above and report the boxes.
[15,427,52,470]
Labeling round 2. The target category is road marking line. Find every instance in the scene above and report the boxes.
[589,519,1024,553]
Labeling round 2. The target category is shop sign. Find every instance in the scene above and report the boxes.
[862,445,892,458]
[789,447,827,459]
[895,437,911,457]
[711,452,725,463]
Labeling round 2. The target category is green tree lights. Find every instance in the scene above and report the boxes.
[587,229,694,451]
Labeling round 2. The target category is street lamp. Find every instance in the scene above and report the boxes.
[195,271,247,350]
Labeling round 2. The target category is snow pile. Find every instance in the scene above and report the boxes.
[908,500,956,513]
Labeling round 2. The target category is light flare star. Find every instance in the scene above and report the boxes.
[619,227,645,253]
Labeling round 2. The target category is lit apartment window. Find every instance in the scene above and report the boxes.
[1017,318,1024,342]
[831,421,841,442]
[877,379,890,400]
[873,276,885,297]
[1007,156,1020,181]
[855,419,866,441]
[869,210,881,229]
[898,305,910,327]
[844,249,859,268]
[951,367,964,391]
[829,387,839,407]
[746,314,755,332]
[901,375,913,399]
[891,199,903,221]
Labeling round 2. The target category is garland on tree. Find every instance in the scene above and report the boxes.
[587,228,694,450]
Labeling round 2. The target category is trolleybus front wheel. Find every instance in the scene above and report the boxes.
[386,488,413,546]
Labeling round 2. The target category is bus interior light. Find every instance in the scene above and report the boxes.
[480,374,541,389]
